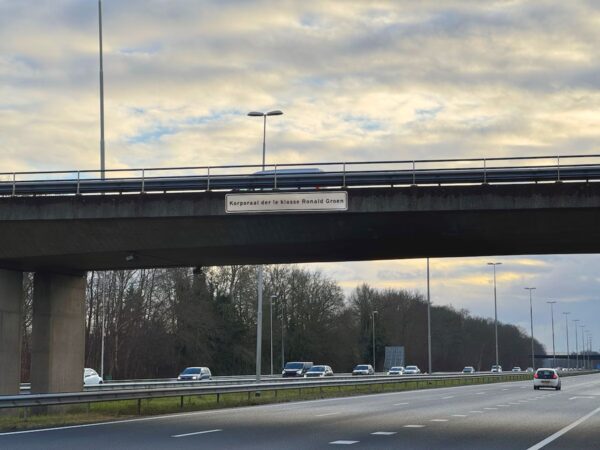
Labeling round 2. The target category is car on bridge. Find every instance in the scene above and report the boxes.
[404,365,421,375]
[491,365,503,373]
[177,367,212,381]
[352,364,374,375]
[387,366,405,376]
[462,366,476,374]
[304,365,334,378]
[534,368,561,390]
[512,366,522,372]
[84,368,103,385]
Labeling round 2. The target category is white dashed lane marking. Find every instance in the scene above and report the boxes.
[330,440,359,445]
[442,396,455,399]
[393,402,409,406]
[469,410,484,413]
[171,429,222,438]
[452,414,468,417]
[371,432,397,436]
[484,407,498,410]
[404,425,425,428]
[316,412,339,417]
[431,419,448,422]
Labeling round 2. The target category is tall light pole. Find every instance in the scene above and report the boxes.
[562,312,570,369]
[547,301,557,368]
[100,292,106,379]
[579,325,585,370]
[488,262,502,367]
[427,258,432,375]
[248,110,283,382]
[270,295,275,376]
[524,287,536,370]
[372,311,378,371]
[280,298,285,371]
[98,0,106,179]
[573,319,580,369]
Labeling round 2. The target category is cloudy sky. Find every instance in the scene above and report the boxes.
[1,0,599,358]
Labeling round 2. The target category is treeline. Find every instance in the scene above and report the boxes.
[20,266,544,380]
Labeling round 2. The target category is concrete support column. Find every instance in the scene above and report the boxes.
[31,272,86,394]
[0,270,24,395]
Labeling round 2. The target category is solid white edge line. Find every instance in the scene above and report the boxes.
[172,429,222,438]
[315,412,339,417]
[526,405,600,450]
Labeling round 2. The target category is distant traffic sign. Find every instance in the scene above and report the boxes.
[225,192,347,213]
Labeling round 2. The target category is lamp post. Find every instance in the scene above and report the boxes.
[270,295,275,376]
[579,325,585,370]
[573,319,579,369]
[524,287,536,370]
[280,299,285,371]
[427,258,432,375]
[487,262,502,367]
[562,312,570,369]
[98,0,105,179]
[547,301,557,368]
[372,311,378,371]
[248,110,283,381]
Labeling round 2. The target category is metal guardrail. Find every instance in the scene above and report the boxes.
[1,373,533,411]
[2,154,600,196]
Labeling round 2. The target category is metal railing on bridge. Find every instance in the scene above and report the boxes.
[2,154,600,196]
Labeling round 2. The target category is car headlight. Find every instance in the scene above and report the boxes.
[192,376,198,380]
[297,370,302,374]
[282,371,285,375]
[177,376,181,380]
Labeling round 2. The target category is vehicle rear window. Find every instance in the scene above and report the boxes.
[355,365,369,370]
[537,370,555,379]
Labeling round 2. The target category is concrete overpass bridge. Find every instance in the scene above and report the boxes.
[2,154,600,395]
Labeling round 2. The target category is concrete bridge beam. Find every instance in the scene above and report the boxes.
[0,270,23,395]
[31,272,86,394]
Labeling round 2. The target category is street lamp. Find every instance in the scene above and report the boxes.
[579,324,585,370]
[248,110,284,382]
[547,301,557,368]
[98,0,106,179]
[573,319,580,369]
[487,262,502,367]
[280,298,285,371]
[270,295,276,376]
[524,287,536,370]
[562,312,570,369]
[372,311,378,371]
[427,258,432,375]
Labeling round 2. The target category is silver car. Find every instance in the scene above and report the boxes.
[304,365,334,378]
[404,365,421,375]
[387,366,405,375]
[177,366,212,381]
[352,364,374,375]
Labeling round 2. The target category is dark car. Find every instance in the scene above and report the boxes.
[282,362,313,377]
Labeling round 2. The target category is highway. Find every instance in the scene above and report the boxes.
[2,373,599,449]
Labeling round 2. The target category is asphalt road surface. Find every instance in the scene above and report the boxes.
[2,373,600,449]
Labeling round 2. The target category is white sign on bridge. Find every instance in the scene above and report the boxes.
[225,191,348,213]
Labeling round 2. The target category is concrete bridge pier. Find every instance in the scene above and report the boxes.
[31,272,86,394]
[0,270,23,395]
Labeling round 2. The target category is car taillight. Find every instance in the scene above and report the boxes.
[552,373,558,379]
[534,373,538,378]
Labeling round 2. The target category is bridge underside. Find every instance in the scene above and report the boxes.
[0,182,599,272]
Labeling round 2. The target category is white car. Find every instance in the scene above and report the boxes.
[404,365,421,375]
[462,366,476,374]
[534,368,561,390]
[304,365,334,378]
[352,364,374,375]
[512,366,522,372]
[84,368,103,385]
[491,365,503,373]
[387,366,405,375]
